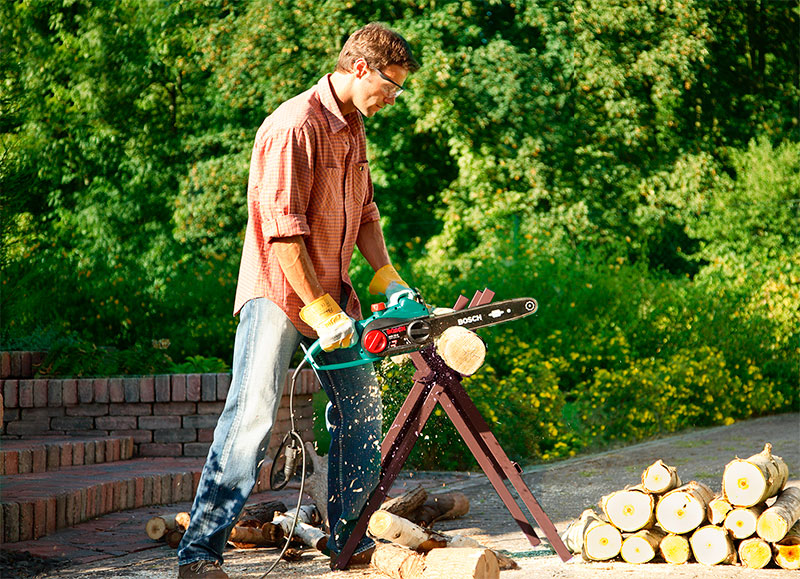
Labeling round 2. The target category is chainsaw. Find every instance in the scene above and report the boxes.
[303,288,538,371]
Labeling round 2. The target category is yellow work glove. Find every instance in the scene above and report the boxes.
[299,294,357,352]
[368,264,409,299]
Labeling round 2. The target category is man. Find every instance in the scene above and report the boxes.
[177,23,419,578]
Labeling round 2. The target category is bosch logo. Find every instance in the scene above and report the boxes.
[386,326,407,335]
[458,314,483,326]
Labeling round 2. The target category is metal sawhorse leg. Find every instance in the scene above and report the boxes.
[333,290,572,569]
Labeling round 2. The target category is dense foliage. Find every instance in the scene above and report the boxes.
[2,0,798,467]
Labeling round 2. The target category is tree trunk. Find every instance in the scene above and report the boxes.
[382,485,429,519]
[773,520,800,570]
[422,548,499,579]
[600,486,655,532]
[368,510,517,569]
[723,504,765,539]
[165,529,185,549]
[560,508,600,555]
[146,514,180,540]
[620,528,666,564]
[659,533,691,565]
[413,491,470,527]
[655,481,714,534]
[581,517,622,561]
[690,525,736,566]
[372,542,425,579]
[707,494,732,525]
[722,443,789,507]
[641,460,682,494]
[738,537,772,569]
[436,326,486,376]
[756,485,800,542]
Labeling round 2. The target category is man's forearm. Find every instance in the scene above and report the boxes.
[272,235,325,305]
[356,220,392,272]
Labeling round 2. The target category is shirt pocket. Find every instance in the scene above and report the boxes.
[352,161,370,205]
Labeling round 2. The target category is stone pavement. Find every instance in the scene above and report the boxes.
[2,412,798,578]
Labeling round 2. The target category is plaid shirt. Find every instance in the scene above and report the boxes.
[233,75,380,336]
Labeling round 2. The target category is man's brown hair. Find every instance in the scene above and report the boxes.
[336,22,419,73]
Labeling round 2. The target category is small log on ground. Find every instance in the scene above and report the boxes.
[738,537,772,569]
[690,525,736,566]
[382,485,428,519]
[368,510,517,569]
[641,460,682,494]
[723,504,765,539]
[262,505,326,550]
[655,481,714,534]
[660,533,691,565]
[722,443,789,507]
[302,441,329,528]
[422,547,499,579]
[582,517,622,561]
[165,529,185,549]
[372,542,425,579]
[707,494,732,525]
[560,509,600,555]
[435,326,486,376]
[228,522,275,548]
[773,520,800,570]
[600,486,655,532]
[757,485,800,542]
[413,491,470,527]
[239,500,287,524]
[620,528,666,564]
[146,514,181,540]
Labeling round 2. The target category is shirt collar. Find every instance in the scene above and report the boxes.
[317,74,361,134]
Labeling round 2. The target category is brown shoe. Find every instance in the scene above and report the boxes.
[329,545,375,570]
[178,560,228,578]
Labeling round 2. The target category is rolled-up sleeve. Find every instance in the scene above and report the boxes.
[258,125,315,242]
[360,201,380,225]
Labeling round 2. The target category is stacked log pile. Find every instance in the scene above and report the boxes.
[562,443,799,569]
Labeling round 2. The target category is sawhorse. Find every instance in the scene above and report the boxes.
[333,289,572,569]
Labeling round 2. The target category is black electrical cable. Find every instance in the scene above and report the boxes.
[257,357,309,578]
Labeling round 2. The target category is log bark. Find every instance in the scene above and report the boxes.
[560,509,600,555]
[228,523,275,548]
[756,485,800,542]
[368,510,517,569]
[641,460,682,495]
[238,500,287,524]
[435,326,486,376]
[413,492,470,527]
[722,443,789,507]
[302,441,329,528]
[690,525,736,566]
[422,548,499,579]
[655,481,714,534]
[382,485,429,519]
[659,533,691,565]
[707,494,732,526]
[262,505,324,548]
[620,528,666,564]
[774,520,800,570]
[723,504,765,539]
[582,517,622,561]
[738,537,772,569]
[600,486,655,532]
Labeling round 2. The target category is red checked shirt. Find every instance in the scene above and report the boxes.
[233,75,380,337]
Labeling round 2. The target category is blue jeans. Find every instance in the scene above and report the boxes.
[177,298,381,566]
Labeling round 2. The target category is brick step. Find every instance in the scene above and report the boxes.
[1,435,135,475]
[0,456,274,544]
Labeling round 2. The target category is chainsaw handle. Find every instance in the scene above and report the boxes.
[303,328,375,372]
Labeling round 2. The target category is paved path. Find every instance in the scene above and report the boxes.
[3,412,798,578]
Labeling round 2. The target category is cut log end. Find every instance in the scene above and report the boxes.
[690,525,736,566]
[641,459,681,494]
[601,489,655,532]
[756,486,800,543]
[582,520,622,561]
[436,326,486,376]
[620,529,664,564]
[655,481,713,535]
[738,537,772,569]
[660,533,691,565]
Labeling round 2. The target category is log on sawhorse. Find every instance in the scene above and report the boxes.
[333,289,572,569]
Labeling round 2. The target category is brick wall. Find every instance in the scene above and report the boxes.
[1,354,320,459]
